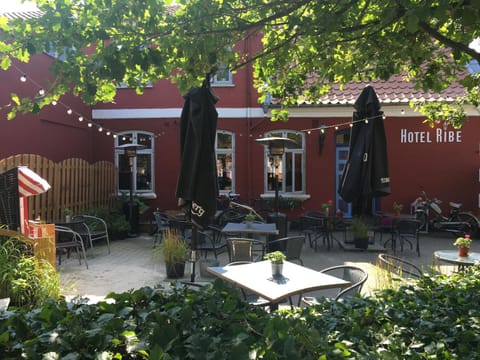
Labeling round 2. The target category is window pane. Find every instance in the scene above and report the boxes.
[287,132,302,147]
[119,154,131,191]
[118,133,133,145]
[267,157,275,191]
[215,64,231,82]
[264,130,305,194]
[136,154,152,190]
[285,152,293,192]
[138,133,152,149]
[335,131,350,145]
[217,132,232,149]
[294,153,302,191]
[217,154,233,190]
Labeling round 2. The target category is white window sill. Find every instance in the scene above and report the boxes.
[260,193,310,201]
[118,192,157,200]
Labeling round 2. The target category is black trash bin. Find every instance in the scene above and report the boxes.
[267,212,288,252]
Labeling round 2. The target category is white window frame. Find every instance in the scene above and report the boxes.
[216,130,236,194]
[115,130,156,199]
[261,130,306,197]
[211,63,233,86]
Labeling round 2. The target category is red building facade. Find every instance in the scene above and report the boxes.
[1,19,479,219]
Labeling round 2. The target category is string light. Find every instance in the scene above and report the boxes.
[6,59,125,139]
[301,113,386,135]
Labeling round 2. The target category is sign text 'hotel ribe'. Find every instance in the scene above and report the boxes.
[400,128,462,144]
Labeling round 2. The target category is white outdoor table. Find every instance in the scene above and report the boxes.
[434,250,480,271]
[221,222,279,236]
[207,260,350,310]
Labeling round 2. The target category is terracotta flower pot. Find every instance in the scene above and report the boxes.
[458,246,470,257]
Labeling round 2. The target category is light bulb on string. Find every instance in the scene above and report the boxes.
[38,88,45,96]
[51,100,57,106]
[106,131,111,136]
[20,74,27,82]
[67,108,73,115]
[364,119,368,124]
[98,127,103,132]
[113,134,117,138]
[78,116,84,122]
[87,122,93,127]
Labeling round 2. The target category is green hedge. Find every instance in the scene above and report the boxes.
[2,267,480,359]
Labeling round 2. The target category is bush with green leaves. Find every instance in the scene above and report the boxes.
[2,268,480,358]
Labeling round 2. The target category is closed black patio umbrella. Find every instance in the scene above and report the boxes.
[338,85,390,216]
[176,77,219,281]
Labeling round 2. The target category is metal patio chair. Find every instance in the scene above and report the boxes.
[72,214,111,256]
[377,253,423,279]
[300,265,368,306]
[197,225,227,259]
[55,225,88,269]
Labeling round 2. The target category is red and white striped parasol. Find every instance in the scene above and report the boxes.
[18,166,51,234]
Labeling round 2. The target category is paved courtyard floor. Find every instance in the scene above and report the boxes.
[58,229,467,303]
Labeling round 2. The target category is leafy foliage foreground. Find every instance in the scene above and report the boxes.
[1,268,480,359]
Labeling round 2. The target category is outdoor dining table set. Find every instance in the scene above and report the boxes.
[207,260,351,310]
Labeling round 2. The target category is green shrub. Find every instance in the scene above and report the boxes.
[2,269,480,358]
[86,204,130,240]
[0,235,59,308]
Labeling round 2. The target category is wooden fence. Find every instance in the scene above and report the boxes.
[0,154,117,223]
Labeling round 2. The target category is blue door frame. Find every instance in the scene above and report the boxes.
[335,146,352,218]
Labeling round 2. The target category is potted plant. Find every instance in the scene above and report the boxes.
[264,250,286,278]
[321,200,333,217]
[453,234,472,257]
[157,229,190,278]
[63,208,73,223]
[244,212,256,228]
[393,202,403,216]
[352,217,370,249]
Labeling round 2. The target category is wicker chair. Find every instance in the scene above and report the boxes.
[227,238,264,262]
[267,236,305,265]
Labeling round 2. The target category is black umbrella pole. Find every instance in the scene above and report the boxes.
[190,226,198,282]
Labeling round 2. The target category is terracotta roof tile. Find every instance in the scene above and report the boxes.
[308,73,466,106]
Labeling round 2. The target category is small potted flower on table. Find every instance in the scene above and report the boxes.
[393,202,403,216]
[453,234,472,257]
[244,212,256,228]
[264,251,286,278]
